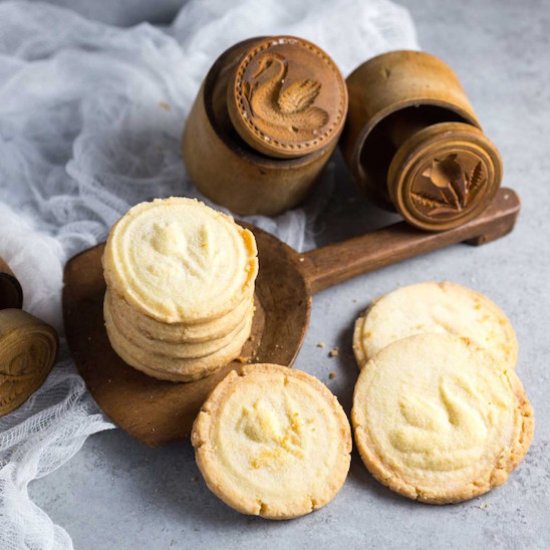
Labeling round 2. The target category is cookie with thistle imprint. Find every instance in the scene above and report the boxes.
[192,364,352,519]
[108,287,254,344]
[102,197,258,324]
[352,334,533,504]
[353,281,517,370]
[104,298,253,382]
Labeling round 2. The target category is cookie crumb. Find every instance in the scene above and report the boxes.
[299,257,305,262]
[316,341,326,349]
[328,372,336,380]
[328,347,339,358]
[159,100,171,111]
[191,475,198,483]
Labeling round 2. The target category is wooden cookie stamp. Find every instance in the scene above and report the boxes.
[183,36,347,216]
[0,258,58,417]
[341,51,503,231]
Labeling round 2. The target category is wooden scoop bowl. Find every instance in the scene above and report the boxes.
[63,187,519,446]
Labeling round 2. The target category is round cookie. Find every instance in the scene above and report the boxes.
[103,197,258,324]
[192,364,352,519]
[353,281,517,370]
[106,290,254,357]
[108,287,253,344]
[352,333,534,504]
[104,299,253,382]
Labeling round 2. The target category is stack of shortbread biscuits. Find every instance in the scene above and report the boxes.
[351,281,534,504]
[102,197,258,382]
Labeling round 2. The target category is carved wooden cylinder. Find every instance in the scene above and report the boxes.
[0,309,58,416]
[0,258,58,416]
[182,36,348,216]
[341,50,503,231]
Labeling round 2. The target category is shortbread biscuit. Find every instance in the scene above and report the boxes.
[352,334,534,504]
[103,197,258,323]
[106,290,253,357]
[353,281,517,370]
[192,364,352,519]
[108,287,253,344]
[104,299,253,382]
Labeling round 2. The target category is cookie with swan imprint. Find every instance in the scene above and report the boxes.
[102,197,258,324]
[352,333,533,504]
[192,364,352,519]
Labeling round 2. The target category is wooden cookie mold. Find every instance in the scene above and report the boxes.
[182,36,347,216]
[341,50,503,231]
[0,259,58,417]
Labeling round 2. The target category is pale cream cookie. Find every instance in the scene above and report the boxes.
[106,290,254,357]
[352,334,534,504]
[108,286,253,344]
[103,197,258,324]
[104,297,253,382]
[353,281,518,370]
[192,364,352,519]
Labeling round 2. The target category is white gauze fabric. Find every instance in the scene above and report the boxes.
[0,1,418,548]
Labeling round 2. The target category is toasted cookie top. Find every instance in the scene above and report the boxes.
[352,334,533,504]
[103,197,258,323]
[192,364,351,519]
[353,281,517,370]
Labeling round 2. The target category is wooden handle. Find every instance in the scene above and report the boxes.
[0,258,23,310]
[301,187,520,294]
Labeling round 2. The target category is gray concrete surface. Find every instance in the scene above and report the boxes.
[30,1,550,548]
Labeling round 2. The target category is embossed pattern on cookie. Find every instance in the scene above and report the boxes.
[103,197,258,323]
[352,334,533,503]
[192,364,351,519]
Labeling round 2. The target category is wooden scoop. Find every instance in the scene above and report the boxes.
[63,187,519,446]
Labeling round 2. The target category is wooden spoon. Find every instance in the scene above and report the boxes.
[63,187,519,446]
